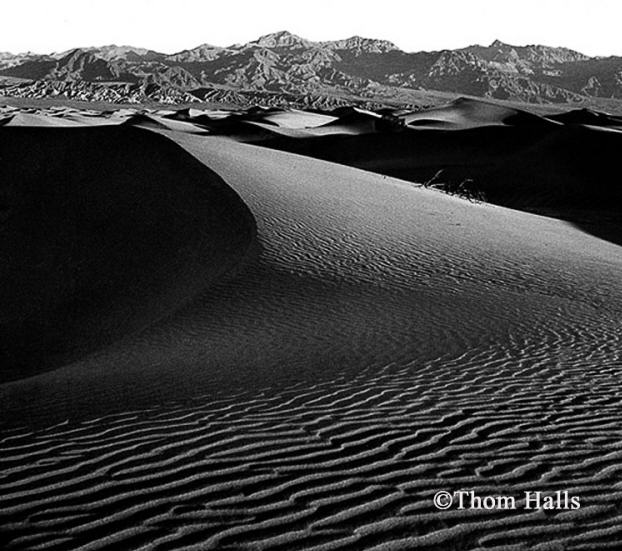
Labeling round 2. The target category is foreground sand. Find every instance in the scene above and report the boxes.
[1,107,622,549]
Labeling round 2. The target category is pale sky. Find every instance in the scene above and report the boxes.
[3,0,621,57]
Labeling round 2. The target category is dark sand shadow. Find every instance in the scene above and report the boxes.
[0,126,256,382]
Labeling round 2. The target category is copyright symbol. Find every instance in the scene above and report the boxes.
[433,491,453,510]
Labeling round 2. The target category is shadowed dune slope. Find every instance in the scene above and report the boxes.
[0,126,256,381]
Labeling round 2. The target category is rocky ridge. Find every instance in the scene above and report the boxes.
[1,31,620,106]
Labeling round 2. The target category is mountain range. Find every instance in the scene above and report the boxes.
[1,31,621,107]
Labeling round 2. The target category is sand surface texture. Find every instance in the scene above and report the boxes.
[1,101,622,550]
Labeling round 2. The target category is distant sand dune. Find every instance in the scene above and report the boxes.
[401,97,558,129]
[547,107,622,128]
[5,112,85,127]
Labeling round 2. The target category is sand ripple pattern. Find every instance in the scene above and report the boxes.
[2,303,622,550]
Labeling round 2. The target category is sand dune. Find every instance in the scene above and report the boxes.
[547,107,622,128]
[2,113,622,549]
[225,99,622,251]
[5,112,85,126]
[257,109,338,129]
[401,97,558,129]
[260,120,622,209]
[124,112,210,134]
[0,126,255,381]
[145,99,621,223]
[158,105,384,137]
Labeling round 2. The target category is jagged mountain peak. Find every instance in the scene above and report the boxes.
[461,40,589,72]
[250,31,312,49]
[490,39,508,48]
[167,43,223,62]
[0,50,39,57]
[0,51,45,70]
[57,48,99,63]
[177,42,220,52]
[89,45,162,60]
[523,43,589,61]
[322,35,400,54]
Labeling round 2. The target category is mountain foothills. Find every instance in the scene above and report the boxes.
[1,31,621,107]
